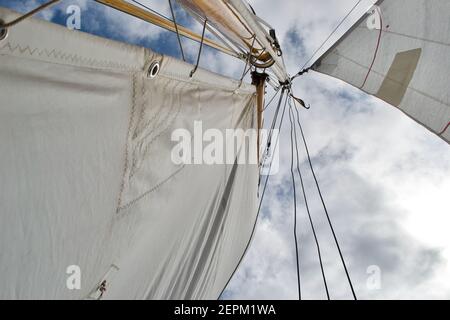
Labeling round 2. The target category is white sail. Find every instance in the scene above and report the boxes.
[0,8,258,299]
[313,0,450,143]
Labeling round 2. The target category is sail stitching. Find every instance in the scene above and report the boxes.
[117,164,186,212]
[141,82,183,160]
[0,41,138,72]
[116,73,139,213]
[158,73,254,94]
[118,77,186,213]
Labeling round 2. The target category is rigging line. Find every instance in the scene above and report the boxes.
[0,0,60,29]
[131,0,172,21]
[261,87,286,169]
[288,98,302,300]
[263,87,281,111]
[260,88,285,173]
[292,0,363,79]
[259,92,289,219]
[237,35,257,88]
[259,88,286,178]
[292,103,357,300]
[190,18,207,77]
[168,0,186,62]
[290,97,330,300]
[218,91,290,299]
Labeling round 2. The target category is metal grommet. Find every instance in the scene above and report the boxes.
[147,61,160,79]
[0,20,8,41]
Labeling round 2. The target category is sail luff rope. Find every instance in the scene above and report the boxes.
[292,0,364,80]
[293,102,357,300]
[290,97,330,300]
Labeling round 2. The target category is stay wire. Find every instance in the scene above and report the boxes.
[292,0,364,80]
[218,91,290,299]
[264,87,282,111]
[293,103,357,300]
[261,88,286,169]
[258,91,289,211]
[289,97,330,300]
[288,97,302,300]
[168,0,186,62]
[131,0,172,21]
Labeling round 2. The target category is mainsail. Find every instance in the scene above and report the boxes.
[0,7,260,299]
[313,0,450,143]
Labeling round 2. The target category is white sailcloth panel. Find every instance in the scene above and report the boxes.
[0,8,258,299]
[313,0,450,143]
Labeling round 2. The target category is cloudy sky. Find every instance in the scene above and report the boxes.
[3,0,449,299]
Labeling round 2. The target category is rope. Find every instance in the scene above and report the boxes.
[290,98,330,300]
[131,0,172,21]
[260,88,286,171]
[293,103,357,300]
[292,0,364,80]
[0,0,60,29]
[237,35,257,88]
[190,19,207,77]
[288,96,302,300]
[264,87,282,111]
[168,0,186,62]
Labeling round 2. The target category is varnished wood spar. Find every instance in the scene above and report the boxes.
[252,72,268,163]
[95,0,237,57]
[177,0,270,62]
